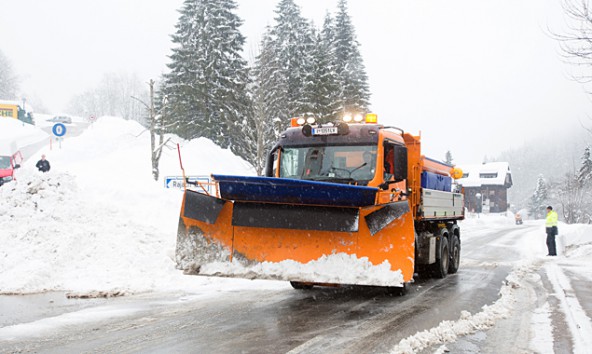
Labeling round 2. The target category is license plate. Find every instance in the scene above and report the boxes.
[312,127,338,136]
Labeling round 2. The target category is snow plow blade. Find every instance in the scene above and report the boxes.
[175,176,415,287]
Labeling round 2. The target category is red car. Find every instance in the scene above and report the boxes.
[0,150,23,186]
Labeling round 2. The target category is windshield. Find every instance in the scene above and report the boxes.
[0,156,10,169]
[280,145,377,184]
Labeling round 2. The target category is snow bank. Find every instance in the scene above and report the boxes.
[0,118,48,154]
[390,261,536,354]
[0,116,266,296]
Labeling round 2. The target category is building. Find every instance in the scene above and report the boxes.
[0,100,34,124]
[457,162,513,213]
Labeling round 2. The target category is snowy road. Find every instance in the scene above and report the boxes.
[3,222,590,353]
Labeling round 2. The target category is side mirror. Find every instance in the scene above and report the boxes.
[14,164,21,169]
[264,145,280,177]
[392,144,408,182]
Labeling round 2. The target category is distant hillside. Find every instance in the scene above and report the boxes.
[499,125,590,211]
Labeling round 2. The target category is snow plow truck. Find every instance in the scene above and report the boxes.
[176,113,464,292]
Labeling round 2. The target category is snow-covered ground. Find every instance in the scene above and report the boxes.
[1,117,591,352]
[0,118,48,154]
[393,215,592,353]
[0,116,287,297]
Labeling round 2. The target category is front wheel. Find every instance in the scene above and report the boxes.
[290,281,314,290]
[386,283,408,296]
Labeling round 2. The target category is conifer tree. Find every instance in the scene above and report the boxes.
[578,145,592,186]
[333,0,371,115]
[163,0,250,150]
[303,26,337,121]
[445,151,454,165]
[247,28,285,175]
[529,174,549,219]
[577,145,592,222]
[270,0,315,123]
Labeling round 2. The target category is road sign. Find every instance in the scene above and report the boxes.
[52,123,67,137]
[164,176,211,193]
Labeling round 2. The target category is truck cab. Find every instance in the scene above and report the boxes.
[266,115,410,200]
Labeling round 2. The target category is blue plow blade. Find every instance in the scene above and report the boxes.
[212,175,378,207]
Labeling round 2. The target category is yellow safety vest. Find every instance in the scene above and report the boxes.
[546,210,558,227]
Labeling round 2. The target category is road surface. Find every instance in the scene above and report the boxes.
[19,120,90,164]
[2,223,588,353]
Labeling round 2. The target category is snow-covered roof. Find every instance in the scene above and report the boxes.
[0,100,34,113]
[457,162,512,188]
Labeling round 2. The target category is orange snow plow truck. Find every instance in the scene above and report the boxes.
[176,113,464,292]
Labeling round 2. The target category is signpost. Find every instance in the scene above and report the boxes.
[52,123,67,137]
[52,123,67,149]
[165,176,211,193]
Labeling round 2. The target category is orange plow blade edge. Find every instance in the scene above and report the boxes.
[175,178,416,287]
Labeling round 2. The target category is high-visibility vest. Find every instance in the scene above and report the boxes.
[546,210,558,227]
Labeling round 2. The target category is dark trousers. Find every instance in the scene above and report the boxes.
[546,227,557,256]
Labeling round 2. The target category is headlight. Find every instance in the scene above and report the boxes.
[2,176,13,182]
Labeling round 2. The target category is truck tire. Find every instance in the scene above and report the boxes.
[387,283,408,296]
[290,281,314,290]
[448,235,460,274]
[432,236,449,279]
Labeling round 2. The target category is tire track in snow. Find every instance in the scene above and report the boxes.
[545,262,592,353]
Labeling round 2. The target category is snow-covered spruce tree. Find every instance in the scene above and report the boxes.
[578,145,592,185]
[445,150,454,165]
[577,145,592,222]
[529,174,549,219]
[333,0,371,115]
[270,0,315,126]
[306,13,342,121]
[163,0,250,150]
[243,28,283,176]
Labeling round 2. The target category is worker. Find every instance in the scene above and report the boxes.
[36,154,51,173]
[384,146,394,181]
[352,151,376,181]
[545,206,558,256]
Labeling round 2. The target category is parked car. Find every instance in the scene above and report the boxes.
[0,150,23,187]
[47,115,72,124]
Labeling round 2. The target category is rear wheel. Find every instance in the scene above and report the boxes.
[432,237,449,279]
[290,281,314,290]
[448,236,460,274]
[386,283,407,296]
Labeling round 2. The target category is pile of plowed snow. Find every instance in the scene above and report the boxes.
[0,116,284,296]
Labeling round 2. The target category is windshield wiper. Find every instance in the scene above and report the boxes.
[303,176,356,183]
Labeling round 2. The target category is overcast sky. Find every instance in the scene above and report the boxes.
[1,0,591,163]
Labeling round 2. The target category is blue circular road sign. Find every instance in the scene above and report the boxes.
[52,123,67,137]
